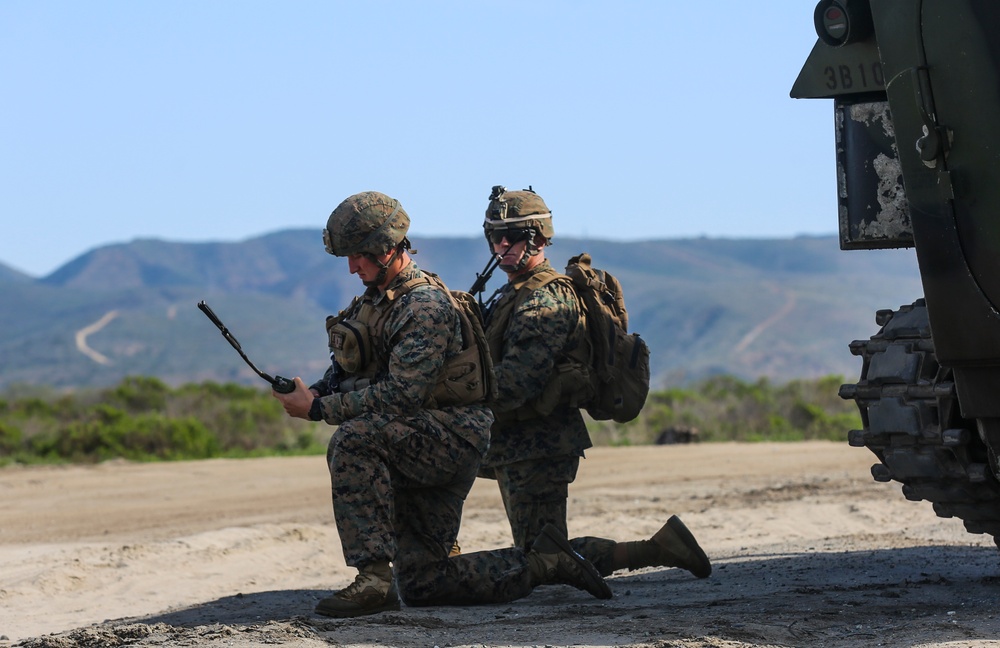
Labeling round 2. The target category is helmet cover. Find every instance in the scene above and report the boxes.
[324,191,410,257]
[483,185,554,241]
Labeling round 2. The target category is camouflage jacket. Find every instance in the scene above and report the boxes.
[481,259,592,468]
[310,261,492,454]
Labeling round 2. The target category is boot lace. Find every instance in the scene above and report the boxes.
[340,569,393,600]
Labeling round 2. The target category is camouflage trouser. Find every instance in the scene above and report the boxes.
[494,455,617,577]
[327,412,538,606]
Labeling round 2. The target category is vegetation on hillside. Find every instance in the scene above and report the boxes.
[0,376,324,465]
[0,374,862,466]
[586,374,861,446]
[1,234,922,391]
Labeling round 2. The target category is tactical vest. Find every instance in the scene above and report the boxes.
[485,265,593,423]
[326,272,492,408]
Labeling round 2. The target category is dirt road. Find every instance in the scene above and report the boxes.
[2,442,999,647]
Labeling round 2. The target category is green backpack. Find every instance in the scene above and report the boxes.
[564,253,651,423]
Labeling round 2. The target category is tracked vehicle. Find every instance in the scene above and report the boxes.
[792,0,1000,543]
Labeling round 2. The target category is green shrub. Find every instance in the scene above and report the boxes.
[1,373,861,465]
[0,421,22,454]
[31,413,219,462]
[2,377,323,463]
[587,373,861,445]
[106,375,170,412]
[11,397,56,418]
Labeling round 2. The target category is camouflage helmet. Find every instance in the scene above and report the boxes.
[323,191,410,257]
[483,185,554,242]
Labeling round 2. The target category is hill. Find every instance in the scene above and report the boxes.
[0,232,923,390]
[0,261,32,284]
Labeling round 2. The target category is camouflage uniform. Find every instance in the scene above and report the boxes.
[312,261,572,605]
[471,185,711,583]
[482,259,617,576]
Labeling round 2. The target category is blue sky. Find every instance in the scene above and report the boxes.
[1,1,834,277]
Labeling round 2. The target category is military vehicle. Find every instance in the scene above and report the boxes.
[791,0,1000,544]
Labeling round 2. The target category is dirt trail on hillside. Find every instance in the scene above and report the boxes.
[2,442,1000,648]
[73,309,119,365]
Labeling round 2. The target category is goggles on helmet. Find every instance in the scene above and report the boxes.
[322,228,335,255]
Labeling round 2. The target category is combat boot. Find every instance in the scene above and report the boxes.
[617,515,712,578]
[314,561,400,618]
[527,523,612,599]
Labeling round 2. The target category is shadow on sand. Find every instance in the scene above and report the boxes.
[118,543,1000,647]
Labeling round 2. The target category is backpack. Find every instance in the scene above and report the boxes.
[564,253,651,423]
[423,273,499,408]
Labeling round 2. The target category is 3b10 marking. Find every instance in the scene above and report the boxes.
[823,62,885,91]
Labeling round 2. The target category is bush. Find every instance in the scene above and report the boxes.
[2,377,323,464]
[587,374,861,445]
[30,412,219,462]
[0,421,22,454]
[0,373,861,465]
[105,375,170,412]
[11,397,56,418]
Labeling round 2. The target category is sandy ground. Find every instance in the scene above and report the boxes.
[3,441,1000,648]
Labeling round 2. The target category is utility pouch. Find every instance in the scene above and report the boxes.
[430,344,486,406]
[533,359,595,416]
[326,316,373,375]
[338,375,373,393]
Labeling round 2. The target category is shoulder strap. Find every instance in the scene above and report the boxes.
[510,265,566,309]
[384,275,434,301]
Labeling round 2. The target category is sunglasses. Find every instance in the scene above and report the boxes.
[489,228,534,245]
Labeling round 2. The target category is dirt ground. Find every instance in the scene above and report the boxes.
[3,441,1000,648]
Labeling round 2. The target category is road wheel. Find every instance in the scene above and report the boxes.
[840,299,1000,544]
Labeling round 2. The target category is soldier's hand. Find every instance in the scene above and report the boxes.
[272,377,314,419]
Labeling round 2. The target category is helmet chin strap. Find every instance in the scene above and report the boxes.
[364,244,407,288]
[498,236,545,274]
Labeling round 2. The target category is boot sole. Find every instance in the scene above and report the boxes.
[663,516,712,578]
[315,581,401,618]
[538,525,613,600]
[314,598,401,618]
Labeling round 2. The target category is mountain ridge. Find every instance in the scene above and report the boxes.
[0,232,924,391]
